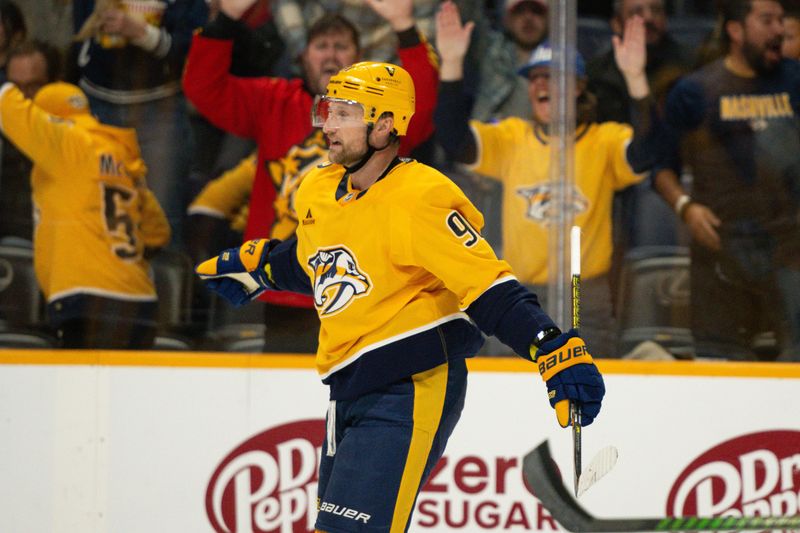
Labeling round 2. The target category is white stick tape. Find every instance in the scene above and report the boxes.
[571,225,581,276]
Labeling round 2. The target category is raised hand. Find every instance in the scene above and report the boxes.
[435,1,474,80]
[613,15,649,98]
[365,0,414,32]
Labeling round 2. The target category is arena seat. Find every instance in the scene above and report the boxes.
[615,246,694,358]
[0,243,44,328]
[577,17,612,59]
[0,243,57,348]
[204,294,266,352]
[151,249,196,350]
[0,330,57,348]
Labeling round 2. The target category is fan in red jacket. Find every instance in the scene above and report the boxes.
[183,0,439,352]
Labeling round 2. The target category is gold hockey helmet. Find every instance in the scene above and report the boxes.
[314,61,416,136]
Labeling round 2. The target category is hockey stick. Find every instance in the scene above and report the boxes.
[523,440,800,532]
[570,225,582,497]
[568,226,619,498]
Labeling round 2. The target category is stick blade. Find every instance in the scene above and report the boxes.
[577,445,619,498]
[523,440,594,532]
[523,440,800,532]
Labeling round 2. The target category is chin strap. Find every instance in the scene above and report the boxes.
[343,125,396,173]
[344,146,376,174]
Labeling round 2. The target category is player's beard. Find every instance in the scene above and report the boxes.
[329,140,368,167]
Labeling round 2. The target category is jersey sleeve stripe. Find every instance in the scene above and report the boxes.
[0,82,15,131]
[49,286,158,303]
[459,274,518,311]
[186,205,227,218]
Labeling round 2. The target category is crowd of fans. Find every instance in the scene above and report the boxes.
[0,0,798,362]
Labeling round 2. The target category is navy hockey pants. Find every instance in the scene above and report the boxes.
[315,358,468,532]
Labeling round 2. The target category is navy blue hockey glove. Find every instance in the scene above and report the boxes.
[530,329,605,427]
[195,239,278,306]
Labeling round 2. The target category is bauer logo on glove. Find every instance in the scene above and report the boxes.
[537,337,591,380]
[531,329,605,427]
[196,239,278,307]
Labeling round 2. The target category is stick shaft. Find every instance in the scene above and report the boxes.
[571,227,580,330]
[570,226,582,496]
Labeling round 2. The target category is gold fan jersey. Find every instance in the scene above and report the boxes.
[292,158,516,399]
[0,83,170,302]
[469,118,645,284]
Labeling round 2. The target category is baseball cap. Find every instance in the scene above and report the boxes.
[505,0,547,14]
[517,41,586,79]
[33,82,91,119]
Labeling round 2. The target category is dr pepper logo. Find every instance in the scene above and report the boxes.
[668,430,800,517]
[205,419,325,533]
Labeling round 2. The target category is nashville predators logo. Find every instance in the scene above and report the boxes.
[308,246,371,316]
[516,183,588,225]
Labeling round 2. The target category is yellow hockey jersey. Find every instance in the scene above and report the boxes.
[0,83,170,302]
[469,119,645,284]
[292,158,516,398]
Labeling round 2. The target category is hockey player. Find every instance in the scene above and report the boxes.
[0,81,170,348]
[183,0,439,353]
[195,61,604,532]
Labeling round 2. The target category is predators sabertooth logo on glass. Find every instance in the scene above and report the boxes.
[308,246,371,316]
[516,183,588,225]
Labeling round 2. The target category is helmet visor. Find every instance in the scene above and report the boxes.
[311,96,366,129]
